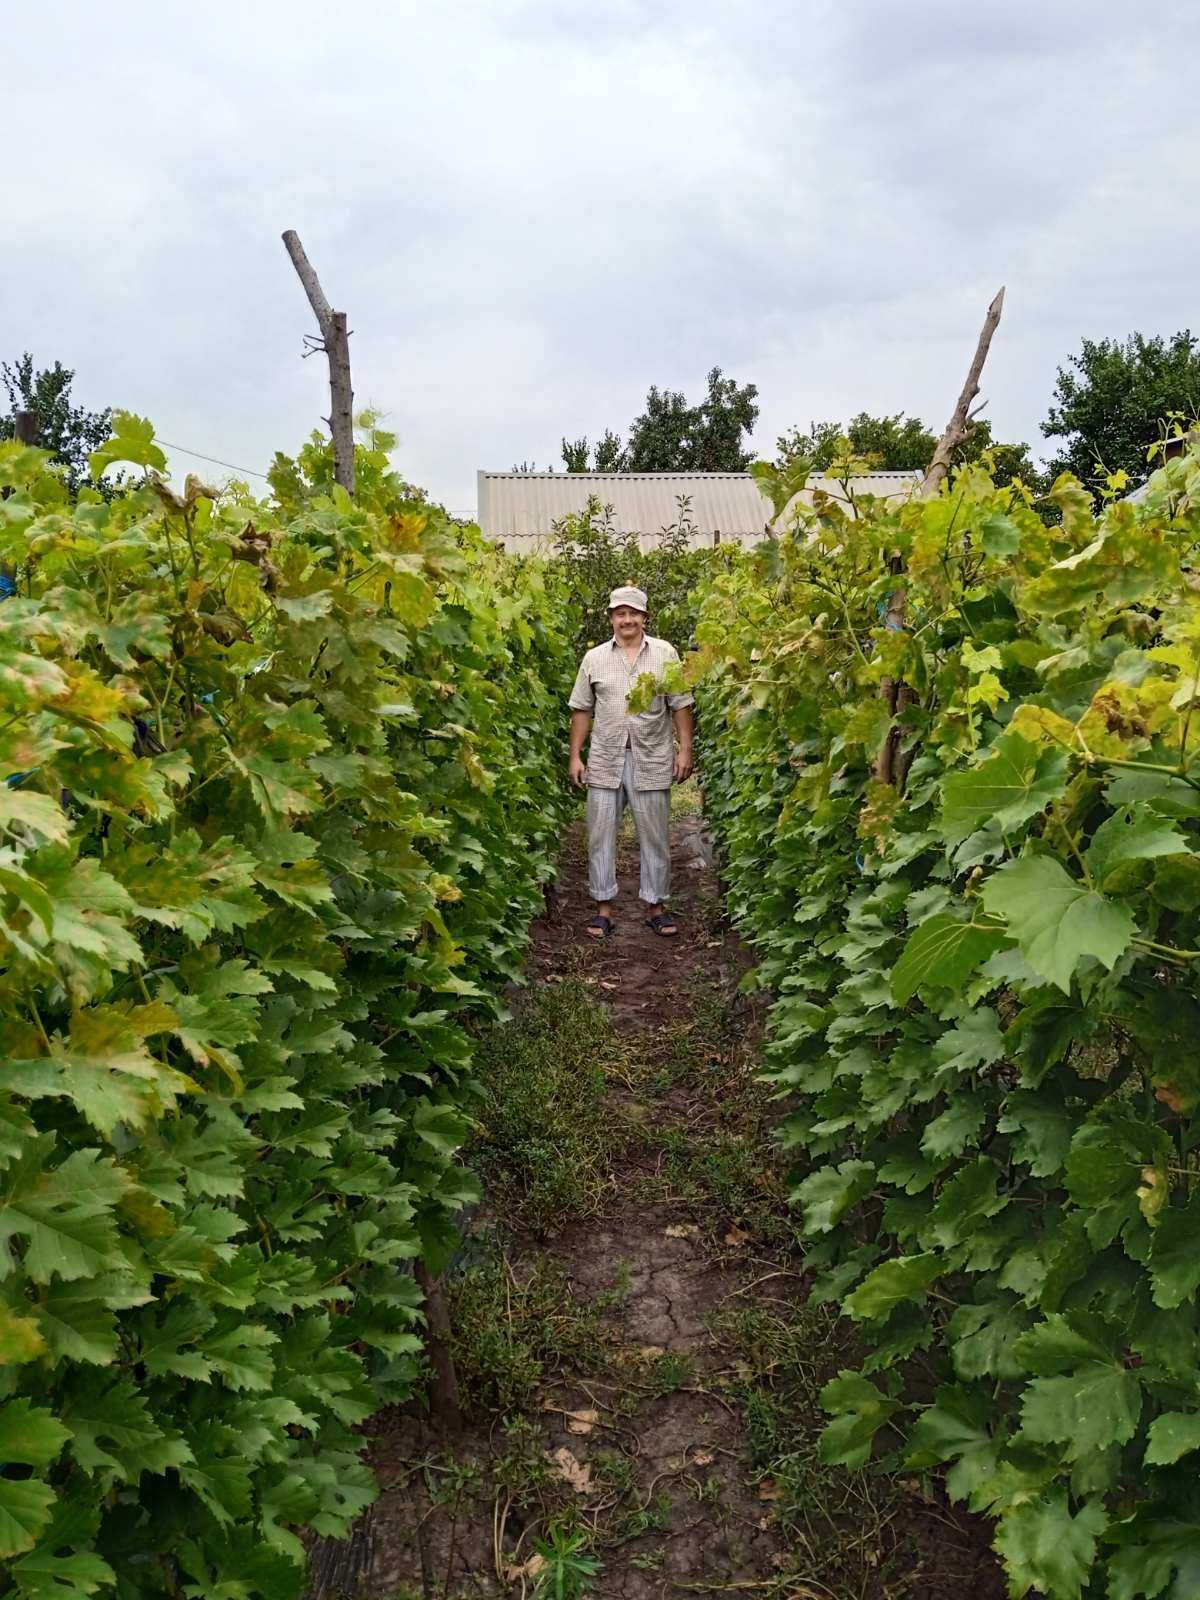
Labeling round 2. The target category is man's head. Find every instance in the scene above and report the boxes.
[608,585,648,645]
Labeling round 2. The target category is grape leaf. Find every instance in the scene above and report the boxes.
[981,854,1136,994]
[0,1479,56,1561]
[844,1254,942,1322]
[939,733,1070,845]
[0,1399,71,1468]
[891,914,1008,1005]
[993,1487,1106,1600]
[1145,1411,1200,1467]
[792,1159,875,1234]
[817,1370,902,1469]
[1086,805,1190,889]
[905,1384,999,1503]
[1148,1191,1200,1309]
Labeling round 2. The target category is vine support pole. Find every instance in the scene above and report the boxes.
[14,410,38,446]
[414,1260,463,1436]
[873,286,1007,785]
[281,229,356,496]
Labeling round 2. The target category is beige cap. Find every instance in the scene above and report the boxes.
[608,585,649,613]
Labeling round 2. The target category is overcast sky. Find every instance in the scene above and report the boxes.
[7,1,1198,512]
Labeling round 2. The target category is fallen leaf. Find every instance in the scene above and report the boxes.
[692,1449,714,1466]
[503,1552,548,1580]
[724,1225,751,1247]
[567,1408,600,1436]
[758,1478,783,1501]
[664,1223,699,1240]
[636,1345,666,1362]
[599,980,620,991]
[546,1446,593,1494]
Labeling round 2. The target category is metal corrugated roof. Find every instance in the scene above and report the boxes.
[477,471,772,550]
[777,471,921,527]
[477,469,922,552]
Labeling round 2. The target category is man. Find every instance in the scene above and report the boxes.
[567,585,695,938]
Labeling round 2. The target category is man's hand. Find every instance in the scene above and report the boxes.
[569,755,588,788]
[673,748,695,783]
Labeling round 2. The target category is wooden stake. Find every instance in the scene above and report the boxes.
[14,410,38,446]
[281,230,356,496]
[920,287,1006,499]
[414,1260,463,1435]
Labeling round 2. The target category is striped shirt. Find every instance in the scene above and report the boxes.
[568,634,694,790]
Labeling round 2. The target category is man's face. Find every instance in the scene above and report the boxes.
[610,605,647,642]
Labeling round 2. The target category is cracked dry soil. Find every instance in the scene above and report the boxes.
[326,814,1008,1600]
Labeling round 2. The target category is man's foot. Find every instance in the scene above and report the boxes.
[586,906,615,939]
[644,910,678,937]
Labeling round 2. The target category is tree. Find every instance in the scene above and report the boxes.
[0,353,112,492]
[559,369,759,472]
[1041,330,1200,487]
[775,409,1040,489]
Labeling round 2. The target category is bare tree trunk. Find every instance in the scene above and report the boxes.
[415,1260,463,1435]
[281,230,356,496]
[920,287,1006,498]
[14,411,38,446]
[872,287,1006,785]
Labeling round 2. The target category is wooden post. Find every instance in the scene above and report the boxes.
[281,230,356,496]
[14,411,38,446]
[920,287,1006,499]
[873,288,1006,785]
[414,1260,463,1435]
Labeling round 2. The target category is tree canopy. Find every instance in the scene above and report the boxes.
[775,410,1039,489]
[561,367,759,473]
[0,352,112,492]
[1041,329,1200,487]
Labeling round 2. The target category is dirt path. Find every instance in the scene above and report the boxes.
[335,813,1007,1600]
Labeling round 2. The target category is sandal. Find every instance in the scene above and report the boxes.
[585,914,614,939]
[645,912,678,937]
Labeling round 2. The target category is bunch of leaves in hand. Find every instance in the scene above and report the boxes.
[0,413,573,1598]
[687,447,1200,1599]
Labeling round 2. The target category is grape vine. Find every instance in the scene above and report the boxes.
[691,452,1200,1599]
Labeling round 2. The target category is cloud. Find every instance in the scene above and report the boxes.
[6,0,1200,506]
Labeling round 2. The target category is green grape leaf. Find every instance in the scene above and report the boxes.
[993,1488,1106,1600]
[844,1254,942,1322]
[891,914,1008,1005]
[1086,805,1190,889]
[0,1479,56,1561]
[905,1384,1000,1503]
[0,1399,71,1468]
[981,854,1136,994]
[817,1370,902,1469]
[1148,1191,1200,1309]
[88,411,167,477]
[1145,1411,1200,1467]
[939,733,1070,845]
[1020,1364,1142,1459]
[920,1095,987,1160]
[792,1159,875,1234]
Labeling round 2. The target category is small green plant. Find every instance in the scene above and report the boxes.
[531,1522,601,1599]
[609,1492,673,1545]
[645,1350,696,1397]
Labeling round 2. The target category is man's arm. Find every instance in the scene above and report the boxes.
[672,705,694,782]
[569,708,591,788]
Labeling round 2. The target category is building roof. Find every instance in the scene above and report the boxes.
[477,469,922,550]
[477,471,772,545]
[777,471,921,527]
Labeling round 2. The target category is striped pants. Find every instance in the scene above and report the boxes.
[586,753,672,904]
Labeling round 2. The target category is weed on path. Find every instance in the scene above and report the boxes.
[325,818,1006,1600]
